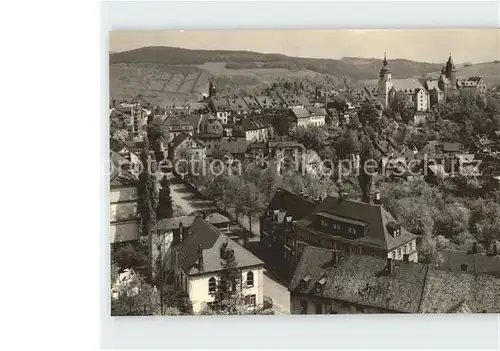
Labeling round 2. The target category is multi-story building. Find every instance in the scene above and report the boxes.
[171,217,265,313]
[294,195,419,263]
[152,115,194,142]
[288,246,500,314]
[235,119,272,142]
[109,152,141,244]
[278,94,311,109]
[260,189,317,268]
[196,115,224,151]
[208,97,232,124]
[290,106,326,128]
[168,133,206,163]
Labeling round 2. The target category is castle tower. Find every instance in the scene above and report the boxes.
[377,53,393,108]
[444,54,457,89]
[208,81,216,98]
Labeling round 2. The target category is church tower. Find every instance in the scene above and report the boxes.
[444,54,457,89]
[377,53,393,108]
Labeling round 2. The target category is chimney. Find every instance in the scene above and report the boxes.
[403,254,409,262]
[374,191,381,205]
[386,258,395,275]
[197,244,204,272]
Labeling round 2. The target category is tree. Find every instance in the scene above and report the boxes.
[138,136,159,278]
[434,202,471,239]
[335,129,360,160]
[111,265,183,316]
[237,182,266,246]
[358,103,379,126]
[358,136,376,203]
[157,175,173,219]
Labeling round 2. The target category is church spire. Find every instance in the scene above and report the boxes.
[379,52,391,77]
[383,52,388,67]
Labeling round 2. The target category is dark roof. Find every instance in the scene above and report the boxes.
[219,138,249,155]
[210,97,231,110]
[295,196,417,251]
[441,249,500,277]
[266,188,317,221]
[228,97,250,112]
[241,119,268,131]
[420,267,500,313]
[170,133,204,150]
[289,247,428,313]
[176,217,263,275]
[157,213,231,232]
[290,246,500,313]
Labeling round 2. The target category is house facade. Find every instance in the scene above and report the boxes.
[291,107,326,128]
[109,154,141,244]
[171,217,265,313]
[293,195,419,263]
[169,133,206,163]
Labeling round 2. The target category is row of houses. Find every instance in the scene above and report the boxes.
[257,187,500,314]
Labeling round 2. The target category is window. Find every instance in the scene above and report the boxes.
[246,271,254,288]
[208,277,216,293]
[397,248,402,258]
[408,242,413,252]
[460,264,469,272]
[348,227,356,236]
[245,294,256,306]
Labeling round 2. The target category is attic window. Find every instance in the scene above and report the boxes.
[286,216,293,222]
[460,264,468,272]
[301,274,311,287]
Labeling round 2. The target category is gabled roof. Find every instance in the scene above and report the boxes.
[295,196,417,251]
[176,217,263,275]
[392,79,427,94]
[289,247,428,313]
[266,188,317,222]
[307,107,327,116]
[268,140,305,149]
[170,133,204,150]
[163,116,193,127]
[242,96,260,109]
[241,119,268,131]
[228,97,250,112]
[254,96,281,109]
[210,97,231,110]
[290,107,311,119]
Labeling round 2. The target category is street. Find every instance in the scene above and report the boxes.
[168,173,290,314]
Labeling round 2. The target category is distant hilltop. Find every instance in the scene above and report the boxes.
[110,46,446,81]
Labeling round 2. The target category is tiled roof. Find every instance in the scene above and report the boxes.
[228,97,250,112]
[420,267,500,313]
[295,197,417,251]
[279,94,310,107]
[241,119,268,131]
[307,107,327,116]
[392,79,427,94]
[219,138,249,155]
[289,247,428,313]
[210,97,231,110]
[290,107,311,119]
[441,250,500,277]
[254,96,281,109]
[266,188,317,221]
[177,217,263,275]
[170,133,204,150]
[290,246,500,313]
[426,80,442,92]
[163,116,193,127]
[242,96,260,109]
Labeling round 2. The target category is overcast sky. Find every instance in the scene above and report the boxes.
[110,29,499,64]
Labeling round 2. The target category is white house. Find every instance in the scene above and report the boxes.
[171,217,265,313]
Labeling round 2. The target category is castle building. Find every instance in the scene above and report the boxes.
[377,53,393,108]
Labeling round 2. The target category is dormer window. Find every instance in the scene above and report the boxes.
[320,219,328,228]
[387,221,402,237]
[300,274,311,289]
[286,216,293,223]
[348,227,357,236]
[460,264,468,272]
